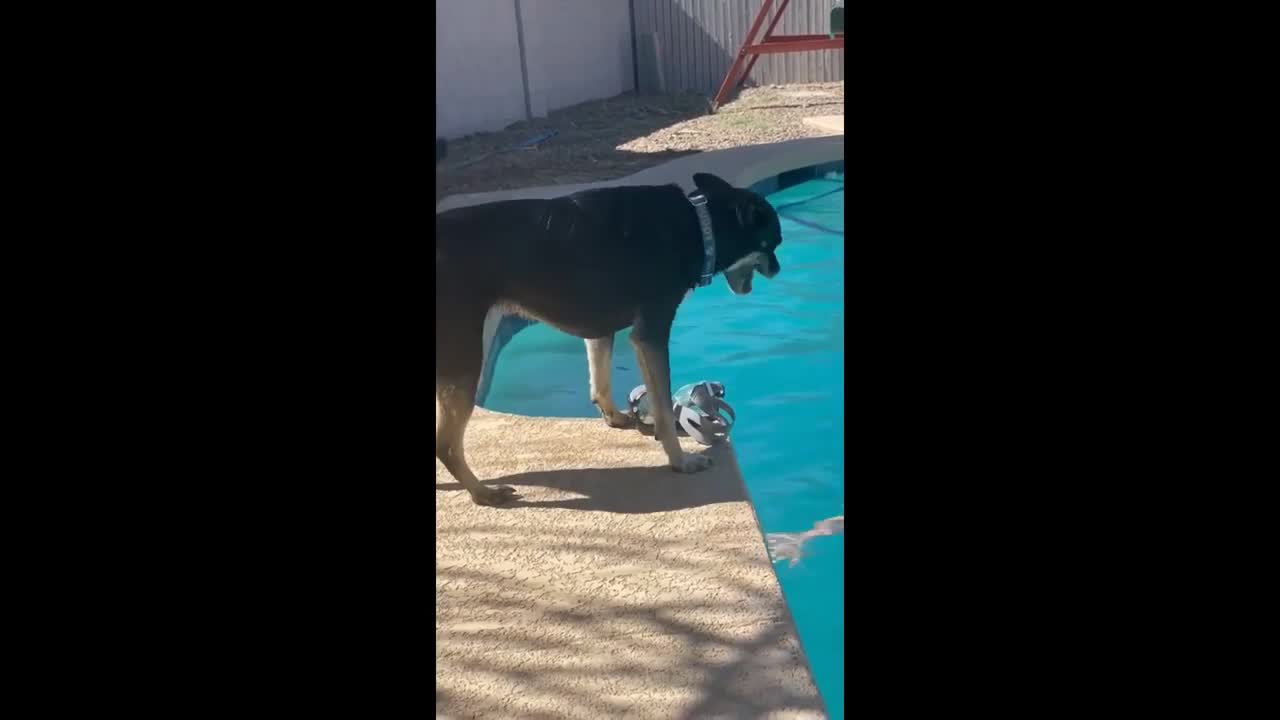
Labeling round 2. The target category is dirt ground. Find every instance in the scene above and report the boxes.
[436,82,843,200]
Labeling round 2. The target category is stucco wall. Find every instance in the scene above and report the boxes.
[436,0,635,140]
[436,0,529,139]
[520,1,634,118]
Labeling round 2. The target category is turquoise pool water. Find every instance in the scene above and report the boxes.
[480,168,845,718]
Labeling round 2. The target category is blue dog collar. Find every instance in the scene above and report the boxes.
[689,192,715,287]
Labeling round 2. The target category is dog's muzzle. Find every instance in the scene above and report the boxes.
[759,250,780,278]
[725,250,781,295]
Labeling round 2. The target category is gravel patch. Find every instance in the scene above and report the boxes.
[437,83,843,201]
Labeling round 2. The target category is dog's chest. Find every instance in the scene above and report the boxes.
[495,298,636,339]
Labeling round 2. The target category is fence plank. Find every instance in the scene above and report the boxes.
[632,0,844,95]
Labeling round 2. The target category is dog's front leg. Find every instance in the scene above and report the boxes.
[585,335,635,429]
[630,317,712,473]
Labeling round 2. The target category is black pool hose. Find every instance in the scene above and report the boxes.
[436,138,447,164]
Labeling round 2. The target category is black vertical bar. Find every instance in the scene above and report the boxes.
[513,0,533,121]
[629,0,640,93]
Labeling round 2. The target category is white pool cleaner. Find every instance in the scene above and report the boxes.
[627,380,736,446]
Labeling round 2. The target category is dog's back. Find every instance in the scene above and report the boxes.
[436,185,702,329]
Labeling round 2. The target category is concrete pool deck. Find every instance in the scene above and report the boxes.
[436,136,843,719]
[802,115,844,135]
[436,408,825,719]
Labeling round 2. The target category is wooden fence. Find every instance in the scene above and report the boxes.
[631,0,844,95]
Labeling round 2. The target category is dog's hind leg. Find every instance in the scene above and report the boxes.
[585,335,635,429]
[436,386,518,506]
[436,318,519,507]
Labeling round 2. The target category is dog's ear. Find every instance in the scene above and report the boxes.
[693,173,735,195]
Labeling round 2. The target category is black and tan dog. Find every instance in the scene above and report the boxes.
[436,173,782,506]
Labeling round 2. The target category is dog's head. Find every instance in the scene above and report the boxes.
[693,173,782,295]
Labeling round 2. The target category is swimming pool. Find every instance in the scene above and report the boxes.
[477,163,845,718]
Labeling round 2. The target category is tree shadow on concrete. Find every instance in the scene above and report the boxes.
[435,526,827,719]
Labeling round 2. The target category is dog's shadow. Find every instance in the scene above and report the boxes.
[435,446,743,514]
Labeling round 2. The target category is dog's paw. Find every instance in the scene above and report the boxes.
[672,454,713,473]
[601,408,636,429]
[471,485,519,506]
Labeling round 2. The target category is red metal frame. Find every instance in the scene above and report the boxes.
[710,0,844,112]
